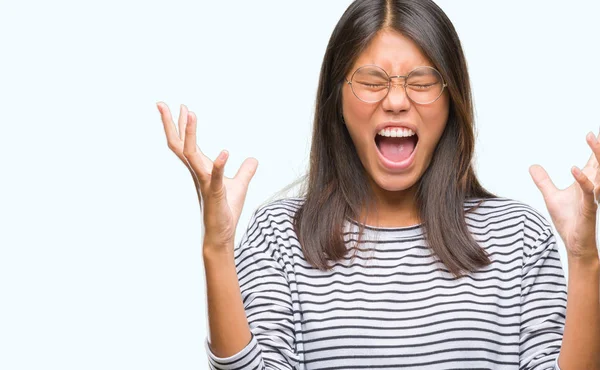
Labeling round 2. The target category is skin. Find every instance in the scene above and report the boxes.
[341,29,450,227]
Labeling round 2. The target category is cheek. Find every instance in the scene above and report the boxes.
[343,85,371,118]
[342,103,375,150]
[433,96,450,124]
[420,96,450,142]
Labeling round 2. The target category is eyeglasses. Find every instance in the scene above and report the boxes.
[345,65,447,104]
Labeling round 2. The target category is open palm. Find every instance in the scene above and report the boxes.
[529,131,600,261]
[157,102,259,251]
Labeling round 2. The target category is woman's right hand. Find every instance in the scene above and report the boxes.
[157,102,259,254]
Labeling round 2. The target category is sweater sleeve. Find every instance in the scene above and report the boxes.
[519,226,567,370]
[204,206,300,370]
[554,356,561,370]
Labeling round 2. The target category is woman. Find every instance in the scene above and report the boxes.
[157,0,600,369]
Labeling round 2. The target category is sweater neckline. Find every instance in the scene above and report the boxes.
[344,217,424,239]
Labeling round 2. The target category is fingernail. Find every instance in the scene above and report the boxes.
[589,131,598,144]
[219,150,228,160]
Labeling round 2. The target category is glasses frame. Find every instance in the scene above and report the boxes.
[345,64,448,105]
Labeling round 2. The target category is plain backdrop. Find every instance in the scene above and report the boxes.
[1,1,599,369]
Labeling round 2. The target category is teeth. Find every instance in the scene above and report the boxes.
[377,127,416,138]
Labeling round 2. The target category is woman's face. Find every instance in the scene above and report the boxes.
[342,29,450,200]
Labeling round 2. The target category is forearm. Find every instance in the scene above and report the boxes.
[203,247,252,358]
[558,254,600,370]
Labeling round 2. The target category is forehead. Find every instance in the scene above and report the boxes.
[350,29,433,75]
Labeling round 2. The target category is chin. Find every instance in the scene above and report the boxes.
[370,171,420,193]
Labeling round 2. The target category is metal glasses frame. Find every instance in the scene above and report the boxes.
[345,64,448,105]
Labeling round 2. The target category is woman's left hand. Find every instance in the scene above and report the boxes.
[529,130,600,262]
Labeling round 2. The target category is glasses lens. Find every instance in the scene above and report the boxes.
[351,66,390,103]
[406,67,444,104]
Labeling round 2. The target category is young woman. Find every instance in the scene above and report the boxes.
[157,0,600,369]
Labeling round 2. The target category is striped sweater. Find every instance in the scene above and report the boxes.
[204,196,566,370]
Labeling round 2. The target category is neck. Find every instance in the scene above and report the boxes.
[361,179,421,228]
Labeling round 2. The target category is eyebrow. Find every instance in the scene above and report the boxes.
[358,65,435,77]
[365,68,388,78]
[406,67,431,77]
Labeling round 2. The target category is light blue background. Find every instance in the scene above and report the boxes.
[1,1,599,369]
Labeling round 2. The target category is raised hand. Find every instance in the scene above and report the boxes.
[529,130,600,262]
[157,102,259,254]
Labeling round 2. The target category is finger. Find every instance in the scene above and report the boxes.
[584,130,600,171]
[529,164,559,199]
[178,104,188,141]
[572,165,597,205]
[185,163,201,190]
[210,150,229,194]
[234,157,259,187]
[184,111,214,171]
[183,111,209,184]
[157,102,180,147]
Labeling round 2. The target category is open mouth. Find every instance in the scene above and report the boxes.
[375,133,419,163]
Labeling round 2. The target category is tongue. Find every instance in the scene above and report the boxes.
[377,136,416,162]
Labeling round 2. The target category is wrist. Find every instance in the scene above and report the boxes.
[203,244,235,260]
[567,252,600,271]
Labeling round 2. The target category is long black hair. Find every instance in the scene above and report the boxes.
[268,0,498,279]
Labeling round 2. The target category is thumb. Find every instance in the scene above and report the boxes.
[529,164,558,199]
[235,157,259,186]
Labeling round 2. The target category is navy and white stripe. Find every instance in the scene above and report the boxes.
[205,197,566,370]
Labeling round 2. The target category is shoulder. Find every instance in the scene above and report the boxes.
[463,196,554,259]
[248,196,305,233]
[463,197,557,271]
[232,198,307,286]
[236,196,305,258]
[464,196,551,236]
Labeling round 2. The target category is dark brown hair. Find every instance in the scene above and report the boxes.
[267,0,498,279]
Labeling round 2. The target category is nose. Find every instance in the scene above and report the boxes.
[381,79,411,112]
